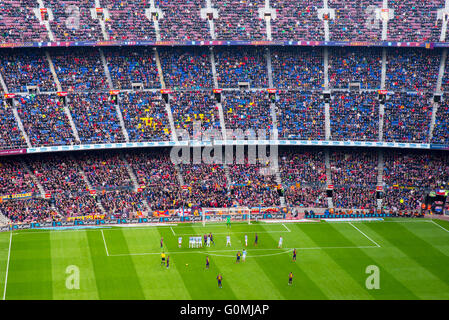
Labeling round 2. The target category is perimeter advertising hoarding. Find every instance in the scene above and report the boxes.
[0,149,27,156]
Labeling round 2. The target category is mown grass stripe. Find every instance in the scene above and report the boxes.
[252,223,328,299]
[122,226,192,300]
[326,223,419,300]
[86,229,145,299]
[363,222,449,299]
[50,230,99,299]
[292,223,373,299]
[5,232,53,299]
[161,224,238,299]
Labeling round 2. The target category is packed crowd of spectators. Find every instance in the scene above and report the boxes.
[271,47,324,90]
[0,157,37,195]
[328,0,383,42]
[388,0,443,42]
[0,0,49,43]
[103,0,156,41]
[383,93,432,143]
[179,160,229,208]
[215,47,268,88]
[51,48,108,92]
[98,189,146,218]
[271,0,324,41]
[159,47,213,89]
[0,49,56,93]
[0,97,28,150]
[120,91,171,142]
[280,149,327,207]
[382,151,449,210]
[170,91,220,138]
[16,94,77,147]
[27,154,101,217]
[68,93,126,144]
[431,99,449,144]
[386,48,440,91]
[277,91,325,140]
[158,0,209,40]
[330,150,378,209]
[330,92,379,141]
[228,156,281,208]
[0,199,56,223]
[213,0,266,40]
[328,47,381,89]
[47,0,103,42]
[105,47,160,90]
[81,152,133,190]
[0,149,447,222]
[223,91,272,135]
[124,150,183,211]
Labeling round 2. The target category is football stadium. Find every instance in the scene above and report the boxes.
[0,0,449,304]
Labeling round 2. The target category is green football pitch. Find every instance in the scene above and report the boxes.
[1,218,449,300]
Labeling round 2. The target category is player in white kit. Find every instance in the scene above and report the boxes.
[242,249,247,262]
[207,235,211,247]
[278,236,283,248]
[226,235,231,247]
[178,236,182,248]
[244,234,248,247]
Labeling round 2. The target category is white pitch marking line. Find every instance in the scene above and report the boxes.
[430,220,449,234]
[170,226,176,236]
[101,229,109,257]
[3,231,12,300]
[107,245,379,257]
[282,223,291,232]
[349,222,381,248]
[175,230,287,236]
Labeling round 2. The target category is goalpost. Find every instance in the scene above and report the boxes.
[201,207,251,226]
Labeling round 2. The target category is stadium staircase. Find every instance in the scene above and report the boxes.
[37,0,55,41]
[381,0,391,40]
[324,149,334,209]
[209,47,232,188]
[376,150,384,210]
[94,0,110,40]
[429,48,447,142]
[261,0,274,40]
[203,0,217,39]
[0,71,8,93]
[323,48,331,140]
[147,0,162,41]
[22,160,47,198]
[121,156,152,214]
[439,1,449,41]
[12,107,32,148]
[0,210,11,226]
[46,51,81,143]
[73,158,107,215]
[99,48,130,143]
[265,47,286,206]
[378,48,387,141]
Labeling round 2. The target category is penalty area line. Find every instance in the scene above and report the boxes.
[101,229,110,257]
[349,222,381,248]
[430,220,449,235]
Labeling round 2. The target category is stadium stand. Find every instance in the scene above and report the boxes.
[104,47,160,90]
[120,91,171,142]
[329,91,379,141]
[277,91,325,140]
